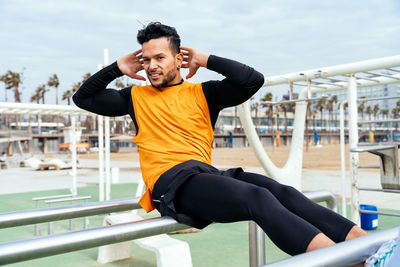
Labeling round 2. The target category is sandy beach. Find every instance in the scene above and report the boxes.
[79,144,381,171]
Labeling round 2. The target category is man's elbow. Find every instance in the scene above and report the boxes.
[248,71,264,92]
[72,93,79,107]
[255,73,265,90]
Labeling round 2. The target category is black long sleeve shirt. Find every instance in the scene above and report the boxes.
[73,55,264,134]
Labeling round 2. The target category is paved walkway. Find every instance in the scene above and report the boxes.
[0,159,398,210]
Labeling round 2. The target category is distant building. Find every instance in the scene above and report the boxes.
[312,83,400,116]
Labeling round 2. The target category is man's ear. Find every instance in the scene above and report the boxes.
[175,52,183,69]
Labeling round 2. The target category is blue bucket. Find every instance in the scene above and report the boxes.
[360,204,378,230]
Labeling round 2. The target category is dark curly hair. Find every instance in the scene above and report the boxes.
[137,22,181,54]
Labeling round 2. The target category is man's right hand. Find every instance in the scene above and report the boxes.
[117,49,146,81]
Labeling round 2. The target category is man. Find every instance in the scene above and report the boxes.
[73,22,366,256]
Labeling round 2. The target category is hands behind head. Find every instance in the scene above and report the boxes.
[117,47,210,81]
[117,49,146,81]
[180,46,210,79]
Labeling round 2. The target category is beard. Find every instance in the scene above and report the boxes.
[149,69,177,89]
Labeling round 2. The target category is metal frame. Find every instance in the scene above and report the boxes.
[239,55,400,196]
[263,227,399,267]
[0,190,337,266]
[0,197,140,228]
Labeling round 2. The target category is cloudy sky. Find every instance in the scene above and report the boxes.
[1,0,399,104]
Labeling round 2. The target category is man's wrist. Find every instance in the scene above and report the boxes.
[198,53,210,68]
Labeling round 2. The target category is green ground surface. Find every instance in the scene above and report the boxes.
[0,183,399,267]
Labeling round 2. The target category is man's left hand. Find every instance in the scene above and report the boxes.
[180,46,210,79]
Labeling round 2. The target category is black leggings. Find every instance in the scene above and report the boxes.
[173,171,355,256]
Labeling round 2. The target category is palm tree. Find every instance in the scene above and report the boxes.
[82,73,91,83]
[261,92,274,146]
[62,90,73,105]
[250,97,260,129]
[312,109,318,130]
[30,89,41,104]
[316,98,326,131]
[279,102,289,133]
[1,70,22,102]
[365,106,372,130]
[261,92,274,132]
[47,74,60,105]
[380,109,389,119]
[358,103,365,120]
[330,95,338,131]
[36,84,48,104]
[392,107,399,131]
[373,104,380,120]
[115,78,125,89]
[365,106,372,121]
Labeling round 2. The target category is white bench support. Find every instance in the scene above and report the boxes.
[97,212,192,267]
[351,144,400,189]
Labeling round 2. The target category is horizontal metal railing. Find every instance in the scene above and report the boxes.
[360,209,400,217]
[0,190,339,266]
[0,216,190,265]
[358,187,400,193]
[0,197,140,228]
[304,190,338,213]
[263,227,399,267]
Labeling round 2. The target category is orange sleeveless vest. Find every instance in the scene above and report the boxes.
[131,81,214,212]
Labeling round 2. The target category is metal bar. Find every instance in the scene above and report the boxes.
[263,55,400,86]
[98,115,105,201]
[71,116,77,196]
[387,68,400,73]
[293,82,327,89]
[360,209,400,217]
[339,101,347,217]
[262,96,327,105]
[358,187,400,193]
[0,102,92,116]
[310,80,344,88]
[249,221,266,267]
[44,196,91,204]
[363,71,400,80]
[304,190,338,212]
[0,216,190,265]
[0,198,140,229]
[34,200,40,236]
[105,117,111,201]
[358,119,400,124]
[353,74,380,83]
[32,194,74,201]
[263,227,399,267]
[358,165,380,169]
[358,95,400,102]
[348,76,360,224]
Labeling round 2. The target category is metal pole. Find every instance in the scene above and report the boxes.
[69,199,74,231]
[104,48,111,201]
[47,202,53,235]
[34,200,40,236]
[262,227,399,267]
[71,116,77,196]
[339,101,347,217]
[83,199,89,229]
[347,76,360,225]
[98,115,104,201]
[248,190,338,266]
[304,190,338,213]
[0,198,140,229]
[105,117,111,201]
[249,221,266,267]
[0,217,190,265]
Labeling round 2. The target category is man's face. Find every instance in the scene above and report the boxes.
[142,37,182,88]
